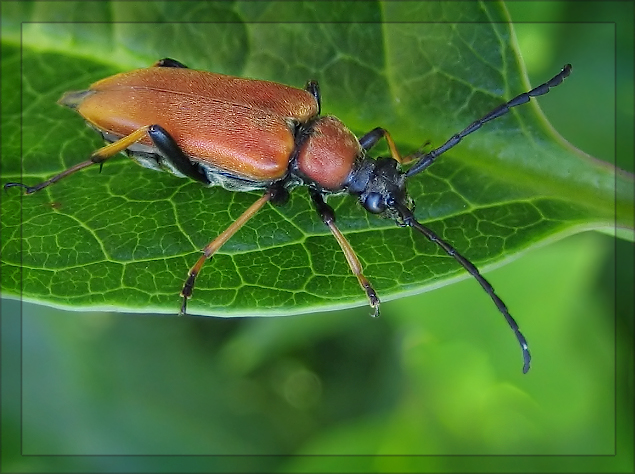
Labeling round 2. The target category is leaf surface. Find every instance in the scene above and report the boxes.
[1,2,632,315]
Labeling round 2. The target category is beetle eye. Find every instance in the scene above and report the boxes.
[364,192,386,214]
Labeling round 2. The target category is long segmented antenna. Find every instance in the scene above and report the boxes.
[391,200,531,374]
[406,64,572,178]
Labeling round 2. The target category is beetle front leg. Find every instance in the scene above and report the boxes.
[358,127,414,164]
[309,188,380,317]
[180,189,275,315]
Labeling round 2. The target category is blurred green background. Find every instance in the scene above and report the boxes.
[2,2,633,473]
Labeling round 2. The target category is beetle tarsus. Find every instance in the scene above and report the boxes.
[181,271,196,299]
[179,272,197,316]
[179,297,189,316]
[364,282,380,318]
[4,182,35,194]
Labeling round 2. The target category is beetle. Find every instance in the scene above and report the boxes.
[6,58,572,373]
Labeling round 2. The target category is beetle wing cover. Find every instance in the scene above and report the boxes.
[90,68,319,120]
[65,68,321,182]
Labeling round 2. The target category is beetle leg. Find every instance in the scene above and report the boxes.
[180,189,274,316]
[5,124,212,195]
[358,128,413,164]
[309,188,380,317]
[147,124,210,184]
[91,125,153,160]
[4,125,152,194]
[153,58,189,68]
[305,80,321,115]
[4,159,101,194]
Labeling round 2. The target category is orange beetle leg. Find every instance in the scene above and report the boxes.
[358,127,414,164]
[180,189,275,316]
[90,125,151,161]
[309,189,380,317]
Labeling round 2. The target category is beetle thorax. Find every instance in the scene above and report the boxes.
[292,116,362,192]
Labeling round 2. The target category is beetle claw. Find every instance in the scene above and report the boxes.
[370,295,379,318]
[179,297,188,316]
[367,288,380,318]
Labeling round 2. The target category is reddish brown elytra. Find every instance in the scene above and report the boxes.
[6,57,573,373]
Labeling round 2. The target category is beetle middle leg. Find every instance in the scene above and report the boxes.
[309,188,380,317]
[180,188,278,316]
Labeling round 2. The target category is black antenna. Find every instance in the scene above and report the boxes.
[391,200,531,374]
[406,64,572,178]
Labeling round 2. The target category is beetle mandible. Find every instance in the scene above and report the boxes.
[6,58,573,373]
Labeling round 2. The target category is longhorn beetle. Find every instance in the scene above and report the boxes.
[6,58,572,373]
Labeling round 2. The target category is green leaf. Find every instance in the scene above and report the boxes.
[1,2,633,316]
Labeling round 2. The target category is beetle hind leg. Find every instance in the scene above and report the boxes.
[147,125,210,184]
[4,125,154,195]
[4,158,101,194]
[309,189,380,317]
[180,189,275,315]
[5,124,211,195]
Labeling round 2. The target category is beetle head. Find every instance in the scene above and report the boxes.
[347,156,413,222]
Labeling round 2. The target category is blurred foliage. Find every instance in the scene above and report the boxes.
[1,1,633,474]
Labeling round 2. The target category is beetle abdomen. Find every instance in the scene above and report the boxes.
[122,147,271,192]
